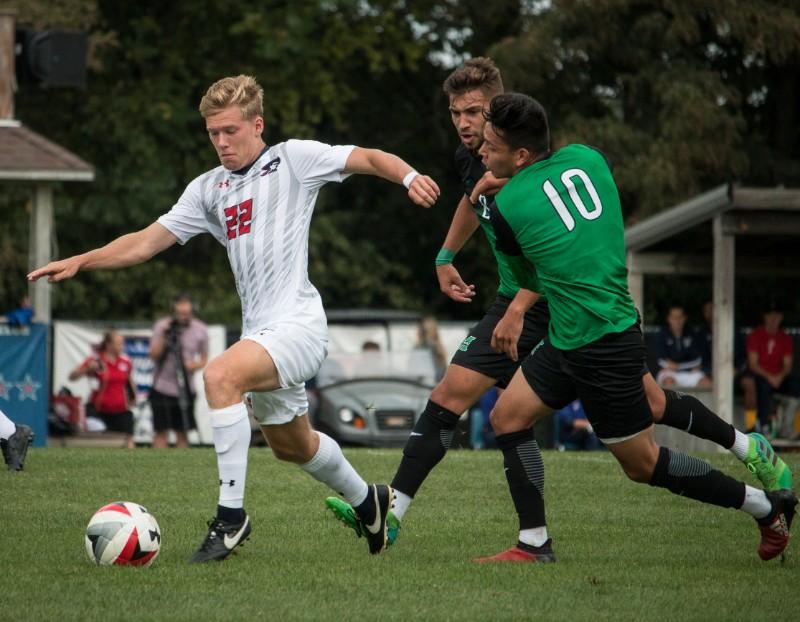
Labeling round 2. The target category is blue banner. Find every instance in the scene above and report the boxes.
[0,323,48,446]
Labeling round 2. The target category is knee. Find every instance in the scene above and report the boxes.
[269,441,307,464]
[203,361,238,398]
[489,406,513,436]
[618,452,658,484]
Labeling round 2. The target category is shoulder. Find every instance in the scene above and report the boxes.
[190,319,208,332]
[153,317,171,331]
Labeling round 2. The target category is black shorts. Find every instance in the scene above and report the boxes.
[520,322,653,441]
[94,410,134,435]
[149,388,196,432]
[450,295,550,389]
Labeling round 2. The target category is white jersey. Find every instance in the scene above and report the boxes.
[158,140,354,334]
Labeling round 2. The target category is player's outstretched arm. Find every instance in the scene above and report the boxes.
[27,222,178,283]
[344,147,440,208]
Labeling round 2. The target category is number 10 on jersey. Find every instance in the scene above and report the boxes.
[543,168,603,232]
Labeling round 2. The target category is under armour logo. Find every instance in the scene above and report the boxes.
[217,180,230,189]
[219,479,236,487]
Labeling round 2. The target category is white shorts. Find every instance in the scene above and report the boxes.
[243,317,328,426]
[656,369,707,387]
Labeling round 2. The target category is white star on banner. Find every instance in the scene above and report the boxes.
[15,374,42,402]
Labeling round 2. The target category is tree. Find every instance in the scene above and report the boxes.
[490,0,800,220]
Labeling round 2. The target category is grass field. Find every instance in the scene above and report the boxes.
[2,446,799,621]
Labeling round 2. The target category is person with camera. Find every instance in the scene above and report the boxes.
[149,293,209,448]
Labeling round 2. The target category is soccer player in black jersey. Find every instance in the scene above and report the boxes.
[326,60,791,555]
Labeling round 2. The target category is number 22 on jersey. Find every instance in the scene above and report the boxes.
[224,199,253,240]
[543,168,603,232]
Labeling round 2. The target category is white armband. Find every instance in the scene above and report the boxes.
[402,171,420,189]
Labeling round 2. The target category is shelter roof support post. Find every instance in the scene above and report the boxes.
[712,214,735,429]
[627,252,644,326]
[28,183,53,323]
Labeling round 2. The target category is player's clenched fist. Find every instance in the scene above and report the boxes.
[407,174,440,208]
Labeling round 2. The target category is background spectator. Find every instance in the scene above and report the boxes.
[68,330,136,448]
[746,300,800,436]
[5,295,34,327]
[694,300,713,378]
[655,304,711,387]
[416,315,448,381]
[149,293,209,448]
[555,400,601,451]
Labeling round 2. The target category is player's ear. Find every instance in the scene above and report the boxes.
[515,147,531,167]
[254,115,264,134]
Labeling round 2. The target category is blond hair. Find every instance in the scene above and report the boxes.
[199,75,264,119]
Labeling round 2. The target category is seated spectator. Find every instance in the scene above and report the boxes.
[746,300,800,436]
[655,304,711,387]
[5,295,34,326]
[555,400,601,450]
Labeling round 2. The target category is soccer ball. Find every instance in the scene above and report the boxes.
[85,501,161,566]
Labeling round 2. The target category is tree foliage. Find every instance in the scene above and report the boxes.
[3,1,799,325]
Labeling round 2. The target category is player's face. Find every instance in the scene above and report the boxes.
[479,123,518,179]
[206,105,265,170]
[449,89,490,151]
[666,308,686,333]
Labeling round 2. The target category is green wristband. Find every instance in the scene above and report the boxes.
[435,248,456,266]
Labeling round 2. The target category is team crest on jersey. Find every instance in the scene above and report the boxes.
[477,195,491,220]
[458,335,477,352]
[261,157,281,176]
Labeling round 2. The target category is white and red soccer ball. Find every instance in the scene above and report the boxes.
[85,502,161,566]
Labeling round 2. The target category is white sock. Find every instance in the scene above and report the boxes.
[392,491,412,520]
[0,410,15,439]
[731,429,750,461]
[519,526,549,547]
[300,432,369,506]
[740,485,772,519]
[211,403,251,510]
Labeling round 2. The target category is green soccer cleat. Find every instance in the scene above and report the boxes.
[325,497,401,547]
[744,433,793,492]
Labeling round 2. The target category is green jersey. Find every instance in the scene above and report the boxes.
[492,144,636,350]
[454,144,542,297]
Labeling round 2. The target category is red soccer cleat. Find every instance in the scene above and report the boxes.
[473,539,556,564]
[757,489,797,561]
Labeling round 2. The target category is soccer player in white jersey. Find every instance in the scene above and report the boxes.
[28,74,440,562]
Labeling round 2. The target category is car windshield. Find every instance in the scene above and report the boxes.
[316,350,436,387]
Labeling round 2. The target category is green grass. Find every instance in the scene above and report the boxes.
[2,447,799,621]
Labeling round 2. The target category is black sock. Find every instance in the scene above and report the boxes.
[649,446,745,509]
[660,389,735,449]
[496,427,546,530]
[353,485,376,525]
[216,504,245,523]
[390,401,461,497]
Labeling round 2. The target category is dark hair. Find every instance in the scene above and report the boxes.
[442,57,504,98]
[485,93,550,154]
[173,292,193,305]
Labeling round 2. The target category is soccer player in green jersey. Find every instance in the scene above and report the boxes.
[473,93,796,563]
[326,61,791,555]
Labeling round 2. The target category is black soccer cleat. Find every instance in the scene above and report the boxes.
[757,488,797,561]
[2,424,34,471]
[357,484,395,555]
[188,513,251,563]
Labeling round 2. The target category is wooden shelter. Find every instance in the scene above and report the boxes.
[625,184,800,426]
